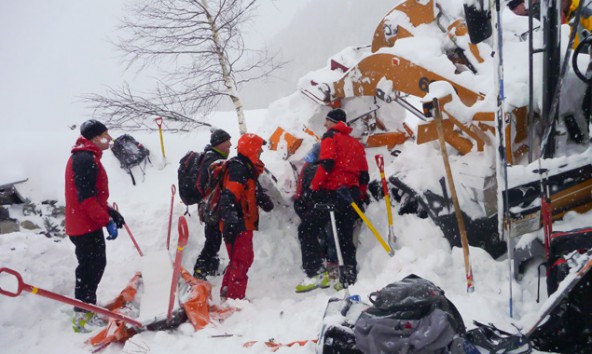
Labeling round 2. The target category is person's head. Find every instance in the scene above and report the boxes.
[80,119,111,150]
[324,108,347,130]
[237,133,266,162]
[508,0,540,16]
[210,128,232,155]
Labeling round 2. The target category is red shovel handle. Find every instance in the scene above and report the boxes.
[375,154,384,172]
[177,215,189,247]
[0,267,24,297]
[0,267,144,328]
[171,184,176,195]
[154,117,163,128]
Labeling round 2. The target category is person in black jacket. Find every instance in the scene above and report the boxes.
[293,143,338,293]
[193,129,232,280]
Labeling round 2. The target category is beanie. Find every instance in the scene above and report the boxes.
[326,109,347,123]
[210,129,231,146]
[80,119,108,140]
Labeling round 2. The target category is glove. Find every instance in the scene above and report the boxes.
[108,208,125,228]
[257,188,274,212]
[223,222,243,244]
[106,220,118,240]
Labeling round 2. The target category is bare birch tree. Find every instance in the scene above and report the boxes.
[84,0,281,133]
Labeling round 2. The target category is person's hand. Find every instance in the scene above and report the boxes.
[108,208,125,228]
[256,188,274,212]
[106,220,118,240]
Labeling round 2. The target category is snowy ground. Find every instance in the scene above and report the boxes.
[1,108,589,354]
[2,0,591,352]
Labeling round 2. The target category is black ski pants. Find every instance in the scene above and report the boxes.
[69,229,106,311]
[194,222,222,273]
[298,192,359,284]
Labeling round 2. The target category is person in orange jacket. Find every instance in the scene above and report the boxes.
[218,133,274,300]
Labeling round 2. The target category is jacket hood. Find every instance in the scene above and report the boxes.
[330,121,353,135]
[71,137,103,158]
[237,133,266,173]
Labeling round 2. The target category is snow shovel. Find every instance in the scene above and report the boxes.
[167,215,189,322]
[375,154,396,251]
[154,116,167,167]
[337,188,393,256]
[0,267,144,329]
[112,202,144,257]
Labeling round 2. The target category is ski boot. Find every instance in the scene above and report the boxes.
[295,271,330,293]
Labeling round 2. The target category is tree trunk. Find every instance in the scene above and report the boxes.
[202,0,248,135]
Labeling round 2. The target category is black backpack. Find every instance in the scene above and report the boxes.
[111,134,151,185]
[177,151,206,206]
[354,274,465,354]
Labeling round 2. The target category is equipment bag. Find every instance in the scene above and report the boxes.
[177,151,206,205]
[354,274,465,354]
[111,134,151,185]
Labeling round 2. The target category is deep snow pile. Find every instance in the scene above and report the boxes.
[1,107,589,354]
[2,2,591,353]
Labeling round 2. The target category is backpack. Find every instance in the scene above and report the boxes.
[177,151,206,205]
[198,159,230,224]
[353,274,465,354]
[111,134,151,185]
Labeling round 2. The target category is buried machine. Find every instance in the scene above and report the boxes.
[266,0,592,352]
[271,0,592,274]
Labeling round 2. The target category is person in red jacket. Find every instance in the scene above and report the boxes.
[295,109,369,292]
[65,120,125,332]
[218,133,273,300]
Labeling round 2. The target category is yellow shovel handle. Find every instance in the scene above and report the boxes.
[350,202,393,256]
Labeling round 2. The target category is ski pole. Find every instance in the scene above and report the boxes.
[112,202,143,257]
[315,203,349,298]
[154,117,167,161]
[337,188,393,256]
[166,184,176,250]
[428,97,475,293]
[0,267,144,329]
[167,215,189,322]
[375,154,396,251]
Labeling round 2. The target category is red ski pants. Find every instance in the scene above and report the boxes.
[221,230,254,300]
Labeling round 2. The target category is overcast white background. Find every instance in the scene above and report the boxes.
[0,0,397,132]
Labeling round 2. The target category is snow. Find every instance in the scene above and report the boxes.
[2,108,587,353]
[1,2,591,354]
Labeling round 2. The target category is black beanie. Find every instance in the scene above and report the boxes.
[210,129,231,146]
[80,119,108,140]
[326,109,347,123]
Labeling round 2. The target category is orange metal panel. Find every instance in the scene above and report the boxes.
[331,53,484,107]
[366,131,409,149]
